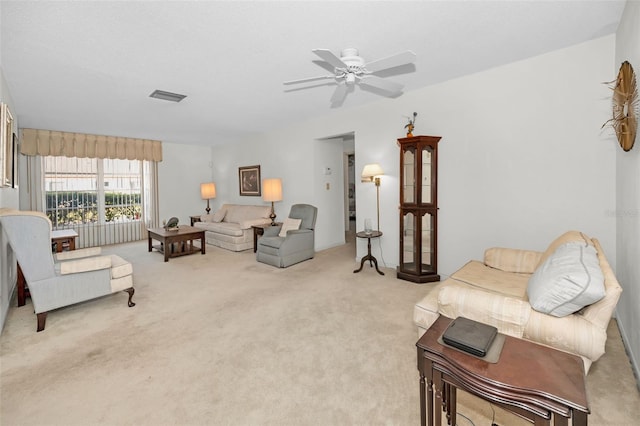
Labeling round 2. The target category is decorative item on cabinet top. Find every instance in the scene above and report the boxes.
[602,61,638,152]
[404,111,417,137]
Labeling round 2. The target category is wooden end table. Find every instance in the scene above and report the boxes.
[417,316,589,426]
[353,230,384,275]
[147,226,205,262]
[51,229,79,252]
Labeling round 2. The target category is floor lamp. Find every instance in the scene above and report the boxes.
[200,182,216,214]
[361,164,384,231]
[262,178,283,226]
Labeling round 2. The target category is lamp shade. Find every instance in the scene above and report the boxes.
[262,178,283,202]
[361,163,384,181]
[200,182,216,200]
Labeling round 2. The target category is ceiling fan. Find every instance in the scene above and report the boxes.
[284,48,416,105]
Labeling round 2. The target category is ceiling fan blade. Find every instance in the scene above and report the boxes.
[330,83,348,105]
[312,49,348,69]
[365,50,417,73]
[283,81,337,93]
[359,75,404,94]
[283,75,335,85]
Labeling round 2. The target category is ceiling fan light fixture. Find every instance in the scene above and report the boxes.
[149,89,187,103]
[346,73,356,85]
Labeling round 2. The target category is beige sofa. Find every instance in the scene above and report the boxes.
[194,204,271,251]
[413,231,622,373]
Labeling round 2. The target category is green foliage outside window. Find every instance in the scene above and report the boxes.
[46,191,142,226]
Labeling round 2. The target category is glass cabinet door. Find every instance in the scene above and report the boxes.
[402,147,415,204]
[420,146,432,205]
[420,211,435,273]
[400,211,416,272]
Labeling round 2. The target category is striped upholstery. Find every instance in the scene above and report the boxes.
[414,231,622,373]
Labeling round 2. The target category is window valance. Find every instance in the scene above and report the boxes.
[20,128,163,162]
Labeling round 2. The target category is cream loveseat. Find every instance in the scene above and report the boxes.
[194,204,271,251]
[413,231,622,373]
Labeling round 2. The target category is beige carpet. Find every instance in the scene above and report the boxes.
[1,237,638,426]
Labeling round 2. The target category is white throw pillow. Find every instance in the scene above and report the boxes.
[211,209,226,223]
[279,218,302,237]
[527,242,605,317]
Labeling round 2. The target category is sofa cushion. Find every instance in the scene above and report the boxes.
[195,221,244,237]
[211,209,226,223]
[484,247,542,274]
[279,217,301,237]
[527,241,605,317]
[450,260,529,299]
[223,204,270,224]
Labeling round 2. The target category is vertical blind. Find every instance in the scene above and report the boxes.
[44,157,154,248]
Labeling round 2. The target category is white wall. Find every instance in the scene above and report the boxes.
[157,141,214,227]
[0,68,18,210]
[614,0,640,388]
[313,137,346,249]
[211,36,617,276]
[0,66,19,332]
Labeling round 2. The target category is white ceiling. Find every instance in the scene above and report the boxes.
[0,1,626,147]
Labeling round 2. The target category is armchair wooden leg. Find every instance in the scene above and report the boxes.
[124,288,136,307]
[36,312,47,332]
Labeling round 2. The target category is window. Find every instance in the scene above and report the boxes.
[44,157,151,247]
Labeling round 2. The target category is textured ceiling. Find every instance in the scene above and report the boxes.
[0,1,626,146]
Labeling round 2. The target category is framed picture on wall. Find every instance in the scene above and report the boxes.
[0,103,14,188]
[12,133,18,188]
[239,165,261,196]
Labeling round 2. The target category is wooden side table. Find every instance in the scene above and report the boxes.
[353,231,384,275]
[190,215,202,226]
[417,316,589,426]
[51,229,79,252]
[252,223,282,253]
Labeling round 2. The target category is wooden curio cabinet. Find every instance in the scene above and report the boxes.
[397,135,441,283]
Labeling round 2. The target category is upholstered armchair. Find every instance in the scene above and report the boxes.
[0,209,135,332]
[256,204,317,268]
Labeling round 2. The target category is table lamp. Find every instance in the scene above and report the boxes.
[262,178,283,226]
[200,182,216,214]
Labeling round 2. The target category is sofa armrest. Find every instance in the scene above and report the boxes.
[239,219,272,230]
[262,225,282,237]
[56,255,112,275]
[55,247,102,261]
[437,285,531,338]
[524,310,607,366]
[484,247,542,274]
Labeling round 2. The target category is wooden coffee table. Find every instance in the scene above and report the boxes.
[417,316,589,426]
[147,226,205,262]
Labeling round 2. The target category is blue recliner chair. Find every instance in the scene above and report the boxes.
[256,204,317,268]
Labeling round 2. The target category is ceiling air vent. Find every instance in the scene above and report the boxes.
[149,89,186,102]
